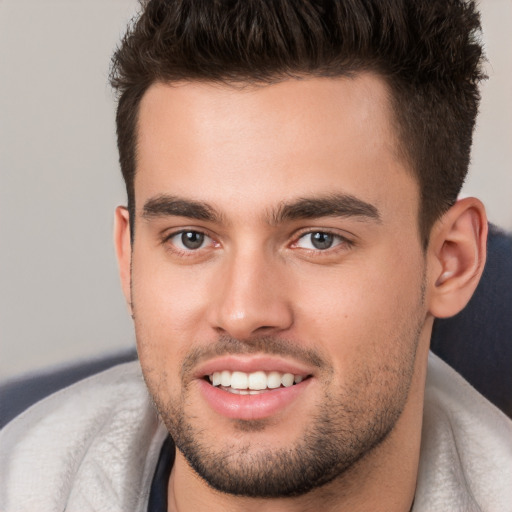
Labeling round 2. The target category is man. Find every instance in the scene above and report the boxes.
[1,0,511,511]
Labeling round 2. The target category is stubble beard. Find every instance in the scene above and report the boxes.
[146,323,422,498]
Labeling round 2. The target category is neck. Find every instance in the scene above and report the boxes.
[168,334,431,512]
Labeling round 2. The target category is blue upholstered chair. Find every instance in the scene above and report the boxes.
[1,225,511,429]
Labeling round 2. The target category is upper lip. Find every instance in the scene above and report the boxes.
[193,355,314,379]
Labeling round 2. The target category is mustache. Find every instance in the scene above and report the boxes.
[181,335,327,380]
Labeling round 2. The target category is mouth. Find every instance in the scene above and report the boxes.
[206,370,309,395]
[195,356,314,420]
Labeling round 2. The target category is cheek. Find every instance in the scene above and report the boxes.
[130,250,215,374]
[293,247,425,376]
[132,247,211,322]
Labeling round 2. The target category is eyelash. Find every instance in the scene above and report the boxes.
[291,230,353,253]
[162,229,217,256]
[162,228,354,257]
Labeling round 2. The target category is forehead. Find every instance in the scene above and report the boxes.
[135,75,418,227]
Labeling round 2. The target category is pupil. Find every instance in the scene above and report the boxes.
[181,231,204,249]
[311,232,333,250]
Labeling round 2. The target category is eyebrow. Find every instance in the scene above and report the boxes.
[142,195,221,222]
[270,194,381,225]
[141,193,381,225]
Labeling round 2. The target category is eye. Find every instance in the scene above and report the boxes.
[168,230,212,251]
[295,231,345,250]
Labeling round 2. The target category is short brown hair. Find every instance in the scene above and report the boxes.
[110,0,485,247]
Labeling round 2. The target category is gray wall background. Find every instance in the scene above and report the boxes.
[1,0,511,380]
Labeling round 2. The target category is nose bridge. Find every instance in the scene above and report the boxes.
[210,241,293,338]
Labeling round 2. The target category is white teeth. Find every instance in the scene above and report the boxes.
[208,370,307,390]
[220,370,231,387]
[231,371,248,390]
[267,371,282,389]
[281,373,294,387]
[248,371,267,390]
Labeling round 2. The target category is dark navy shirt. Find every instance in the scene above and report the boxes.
[148,436,175,512]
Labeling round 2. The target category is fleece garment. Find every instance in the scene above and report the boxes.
[1,353,511,511]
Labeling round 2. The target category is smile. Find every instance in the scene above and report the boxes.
[207,370,307,394]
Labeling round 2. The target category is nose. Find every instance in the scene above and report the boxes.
[208,247,294,340]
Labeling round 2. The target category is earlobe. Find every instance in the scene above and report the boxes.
[114,206,133,316]
[427,197,487,319]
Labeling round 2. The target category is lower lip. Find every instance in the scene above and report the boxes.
[197,378,311,420]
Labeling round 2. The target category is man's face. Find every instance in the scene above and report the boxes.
[126,75,430,496]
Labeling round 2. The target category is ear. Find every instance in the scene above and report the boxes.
[114,206,133,316]
[427,197,487,318]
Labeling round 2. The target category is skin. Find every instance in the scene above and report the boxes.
[115,75,487,511]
